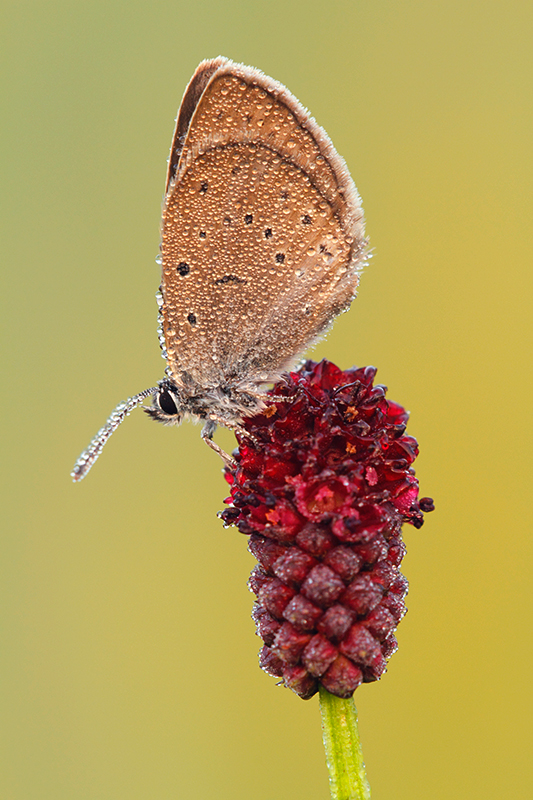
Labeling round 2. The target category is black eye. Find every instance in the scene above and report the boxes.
[158,390,178,415]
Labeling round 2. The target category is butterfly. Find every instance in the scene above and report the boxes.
[72,57,367,481]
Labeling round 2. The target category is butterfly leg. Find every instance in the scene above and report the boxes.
[253,391,294,404]
[232,423,259,446]
[261,394,292,403]
[201,419,236,467]
[204,413,260,452]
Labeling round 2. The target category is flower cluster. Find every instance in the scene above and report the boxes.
[220,360,433,698]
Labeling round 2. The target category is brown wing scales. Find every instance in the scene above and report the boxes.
[160,61,366,390]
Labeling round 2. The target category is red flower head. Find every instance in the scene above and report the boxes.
[220,360,434,699]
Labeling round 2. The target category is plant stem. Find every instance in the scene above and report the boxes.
[319,686,371,800]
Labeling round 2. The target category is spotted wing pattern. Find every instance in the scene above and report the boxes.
[160,58,367,391]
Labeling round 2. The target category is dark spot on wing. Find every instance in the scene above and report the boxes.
[275,253,285,264]
[244,214,253,225]
[264,228,272,238]
[177,262,190,276]
[187,313,197,325]
[199,181,208,194]
[214,274,246,285]
[302,214,312,224]
[199,231,206,239]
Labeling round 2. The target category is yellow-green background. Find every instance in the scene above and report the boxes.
[2,1,531,798]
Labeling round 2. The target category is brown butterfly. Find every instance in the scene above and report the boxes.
[72,57,367,481]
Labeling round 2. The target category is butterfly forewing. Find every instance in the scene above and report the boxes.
[165,57,229,193]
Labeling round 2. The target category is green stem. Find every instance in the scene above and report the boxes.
[319,686,371,800]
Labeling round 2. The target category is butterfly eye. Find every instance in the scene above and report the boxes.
[158,390,179,415]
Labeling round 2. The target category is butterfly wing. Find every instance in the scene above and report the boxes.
[160,59,367,391]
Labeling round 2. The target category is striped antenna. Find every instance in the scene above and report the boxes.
[71,387,157,482]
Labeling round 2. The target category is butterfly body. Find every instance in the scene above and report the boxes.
[144,376,260,429]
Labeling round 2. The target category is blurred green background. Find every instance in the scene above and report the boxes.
[2,1,531,798]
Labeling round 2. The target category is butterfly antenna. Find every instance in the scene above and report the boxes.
[71,387,157,482]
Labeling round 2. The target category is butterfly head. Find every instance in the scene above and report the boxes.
[144,380,184,426]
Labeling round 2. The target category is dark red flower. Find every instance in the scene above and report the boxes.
[220,360,433,699]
